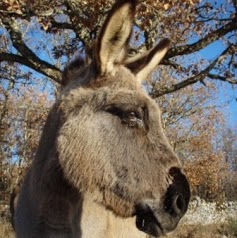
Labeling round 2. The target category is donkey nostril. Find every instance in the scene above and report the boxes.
[173,194,185,215]
[164,167,191,217]
[164,192,188,217]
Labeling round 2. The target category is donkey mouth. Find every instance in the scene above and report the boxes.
[135,204,164,237]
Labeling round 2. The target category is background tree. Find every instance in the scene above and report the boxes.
[0,83,52,203]
[156,72,229,201]
[0,0,236,87]
[0,0,236,206]
[219,126,237,201]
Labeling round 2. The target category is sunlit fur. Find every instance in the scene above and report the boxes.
[13,0,190,237]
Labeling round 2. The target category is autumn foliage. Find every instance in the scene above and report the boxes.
[0,83,53,203]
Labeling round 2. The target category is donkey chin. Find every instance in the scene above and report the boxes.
[135,198,187,237]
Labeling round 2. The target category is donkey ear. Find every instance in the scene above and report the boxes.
[125,39,170,82]
[96,0,137,75]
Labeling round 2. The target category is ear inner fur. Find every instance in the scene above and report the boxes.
[96,0,137,75]
[125,38,170,82]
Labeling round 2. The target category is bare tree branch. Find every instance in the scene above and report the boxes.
[49,19,74,31]
[208,73,237,84]
[1,18,61,83]
[49,18,87,47]
[0,52,61,83]
[233,0,237,14]
[165,20,237,58]
[152,46,232,97]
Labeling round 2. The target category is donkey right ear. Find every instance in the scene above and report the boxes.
[95,0,137,75]
[125,39,170,83]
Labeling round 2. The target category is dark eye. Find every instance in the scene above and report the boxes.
[122,111,144,128]
[123,111,141,122]
[105,107,144,129]
[126,111,137,120]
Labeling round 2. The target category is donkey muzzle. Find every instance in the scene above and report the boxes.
[135,168,190,237]
[135,203,165,237]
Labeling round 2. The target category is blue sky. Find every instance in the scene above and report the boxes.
[189,0,237,128]
[199,40,237,128]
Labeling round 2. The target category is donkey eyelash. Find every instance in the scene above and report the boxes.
[105,106,125,118]
[105,106,145,129]
[105,107,140,119]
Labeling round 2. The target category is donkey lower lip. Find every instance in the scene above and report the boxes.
[135,206,164,237]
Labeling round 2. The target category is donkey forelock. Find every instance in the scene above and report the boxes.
[13,1,190,237]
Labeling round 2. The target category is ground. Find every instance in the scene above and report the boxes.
[1,220,237,238]
[170,222,237,238]
[0,221,14,238]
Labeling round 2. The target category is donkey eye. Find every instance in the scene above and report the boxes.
[124,111,140,120]
[126,111,134,118]
[105,107,144,128]
[122,111,143,128]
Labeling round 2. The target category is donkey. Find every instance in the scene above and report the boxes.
[13,0,190,237]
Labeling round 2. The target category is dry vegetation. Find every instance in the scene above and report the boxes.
[0,221,14,238]
[1,220,237,238]
[171,221,237,238]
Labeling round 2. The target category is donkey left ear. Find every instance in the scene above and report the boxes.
[125,39,170,82]
[95,0,137,75]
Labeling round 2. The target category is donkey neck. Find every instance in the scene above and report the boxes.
[80,193,148,238]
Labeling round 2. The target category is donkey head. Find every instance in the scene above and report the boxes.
[57,0,190,236]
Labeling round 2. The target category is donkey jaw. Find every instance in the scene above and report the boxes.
[135,203,179,237]
[136,209,164,237]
